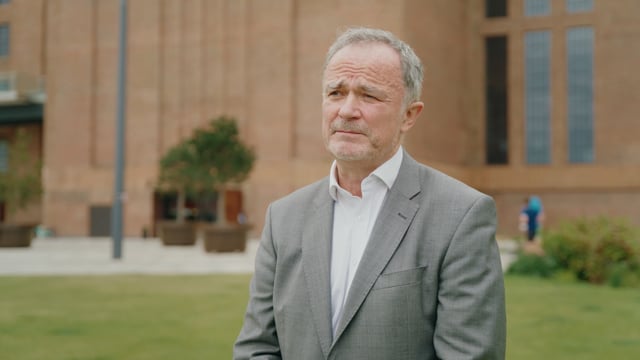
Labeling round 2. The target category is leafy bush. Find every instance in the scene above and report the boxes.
[507,253,557,278]
[542,219,594,280]
[588,232,638,284]
[157,116,255,224]
[0,129,42,217]
[543,217,640,287]
[607,263,640,288]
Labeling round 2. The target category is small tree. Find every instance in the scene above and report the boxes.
[0,129,42,221]
[157,116,255,225]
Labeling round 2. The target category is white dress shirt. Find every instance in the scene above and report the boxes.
[328,147,403,336]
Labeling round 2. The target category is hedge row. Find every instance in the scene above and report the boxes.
[508,217,640,288]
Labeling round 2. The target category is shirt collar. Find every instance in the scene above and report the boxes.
[329,146,404,200]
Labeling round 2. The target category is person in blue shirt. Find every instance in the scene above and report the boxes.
[520,196,544,242]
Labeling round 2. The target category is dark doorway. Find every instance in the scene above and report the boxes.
[90,205,112,237]
[485,35,509,165]
[152,192,218,236]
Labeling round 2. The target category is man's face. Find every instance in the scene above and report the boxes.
[322,43,418,168]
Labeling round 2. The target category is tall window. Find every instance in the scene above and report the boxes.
[566,0,594,13]
[0,24,9,57]
[525,0,551,17]
[486,36,509,164]
[0,76,10,91]
[486,0,507,18]
[0,140,8,172]
[525,31,552,164]
[567,27,594,163]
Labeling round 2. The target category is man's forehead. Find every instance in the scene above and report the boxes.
[323,64,402,91]
[332,41,397,55]
[325,44,401,73]
[325,44,401,78]
[324,79,381,92]
[328,42,400,65]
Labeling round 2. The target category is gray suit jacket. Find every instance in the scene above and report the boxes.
[234,152,506,359]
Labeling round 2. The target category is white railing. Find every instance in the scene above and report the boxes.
[0,71,46,103]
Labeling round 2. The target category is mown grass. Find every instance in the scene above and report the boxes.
[505,275,640,359]
[0,275,251,359]
[1,274,639,359]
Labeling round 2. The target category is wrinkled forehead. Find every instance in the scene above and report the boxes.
[323,43,403,84]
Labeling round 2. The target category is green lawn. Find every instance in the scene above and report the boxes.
[0,274,639,359]
[505,275,640,359]
[0,275,251,359]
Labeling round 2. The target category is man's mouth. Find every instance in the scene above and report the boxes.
[334,129,364,136]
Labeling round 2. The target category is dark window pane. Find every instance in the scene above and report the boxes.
[0,24,9,57]
[0,140,7,172]
[486,36,509,164]
[486,0,507,18]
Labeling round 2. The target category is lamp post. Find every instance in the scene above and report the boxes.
[112,0,127,259]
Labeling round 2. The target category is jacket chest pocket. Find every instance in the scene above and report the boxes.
[371,266,427,290]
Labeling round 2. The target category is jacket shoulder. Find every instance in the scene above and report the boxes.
[411,159,493,206]
[270,177,329,211]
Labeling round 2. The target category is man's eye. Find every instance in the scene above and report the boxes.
[364,94,377,100]
[328,91,341,97]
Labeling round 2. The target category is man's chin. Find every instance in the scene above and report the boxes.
[329,149,371,162]
[327,140,375,159]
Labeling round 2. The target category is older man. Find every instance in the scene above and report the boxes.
[234,27,506,360]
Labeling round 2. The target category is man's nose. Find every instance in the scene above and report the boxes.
[338,93,361,120]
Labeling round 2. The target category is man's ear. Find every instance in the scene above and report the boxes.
[401,101,424,132]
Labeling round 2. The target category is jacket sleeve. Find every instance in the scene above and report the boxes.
[433,195,507,360]
[233,204,282,360]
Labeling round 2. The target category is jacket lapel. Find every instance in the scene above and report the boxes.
[302,183,334,358]
[331,152,422,347]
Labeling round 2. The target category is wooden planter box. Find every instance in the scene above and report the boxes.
[203,224,251,253]
[0,224,35,247]
[157,222,197,246]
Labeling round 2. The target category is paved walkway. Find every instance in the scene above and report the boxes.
[0,237,259,276]
[0,237,518,276]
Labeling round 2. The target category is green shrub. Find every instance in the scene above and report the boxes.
[543,217,640,287]
[607,263,640,288]
[507,253,557,278]
[542,220,594,280]
[588,233,638,284]
[0,129,43,216]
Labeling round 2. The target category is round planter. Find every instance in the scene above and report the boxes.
[158,222,197,246]
[0,224,35,247]
[203,224,251,253]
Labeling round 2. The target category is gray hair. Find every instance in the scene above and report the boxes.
[323,27,424,105]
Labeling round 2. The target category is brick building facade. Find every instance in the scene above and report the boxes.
[1,0,638,237]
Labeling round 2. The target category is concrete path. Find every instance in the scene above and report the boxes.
[0,237,518,276]
[498,239,519,272]
[0,237,259,276]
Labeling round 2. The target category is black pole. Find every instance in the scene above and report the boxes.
[112,0,127,259]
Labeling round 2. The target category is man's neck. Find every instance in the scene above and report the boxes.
[334,162,375,197]
[332,146,403,197]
